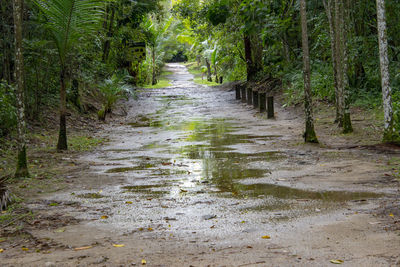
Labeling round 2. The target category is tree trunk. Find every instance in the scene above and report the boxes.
[152,46,157,85]
[340,0,352,133]
[57,67,68,151]
[244,34,256,81]
[376,0,397,142]
[282,31,290,63]
[205,58,212,82]
[214,65,218,83]
[323,0,339,122]
[334,0,343,125]
[300,0,318,143]
[13,0,29,178]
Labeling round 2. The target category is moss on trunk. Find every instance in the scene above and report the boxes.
[342,113,353,134]
[57,114,68,151]
[15,145,29,178]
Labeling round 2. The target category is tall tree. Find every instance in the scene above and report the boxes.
[13,0,29,177]
[300,0,318,143]
[322,0,339,122]
[338,0,352,133]
[33,0,103,151]
[376,0,397,142]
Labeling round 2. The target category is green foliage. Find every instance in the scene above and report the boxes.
[68,136,105,151]
[206,0,230,26]
[392,89,400,133]
[32,0,103,67]
[283,62,335,106]
[0,81,17,137]
[98,73,133,121]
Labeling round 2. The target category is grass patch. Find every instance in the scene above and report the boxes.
[185,61,220,86]
[142,69,172,89]
[193,77,220,86]
[68,136,106,152]
[143,78,171,89]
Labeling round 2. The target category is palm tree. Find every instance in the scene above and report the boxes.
[33,0,103,150]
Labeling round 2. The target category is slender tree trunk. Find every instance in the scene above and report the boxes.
[300,0,318,143]
[334,0,343,125]
[376,0,397,142]
[323,0,339,123]
[244,34,255,81]
[152,46,157,85]
[57,67,68,151]
[340,0,352,133]
[205,58,212,82]
[13,0,29,177]
[214,65,218,83]
[282,31,290,63]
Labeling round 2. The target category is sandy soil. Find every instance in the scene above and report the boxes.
[1,63,399,267]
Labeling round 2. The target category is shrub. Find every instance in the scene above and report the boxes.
[0,81,17,137]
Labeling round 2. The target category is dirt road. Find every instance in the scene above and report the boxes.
[2,63,399,266]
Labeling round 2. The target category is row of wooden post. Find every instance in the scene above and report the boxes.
[235,87,274,118]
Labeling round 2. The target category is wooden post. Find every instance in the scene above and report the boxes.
[247,88,252,105]
[241,87,247,103]
[253,91,259,108]
[267,96,274,118]
[235,86,241,100]
[259,92,266,112]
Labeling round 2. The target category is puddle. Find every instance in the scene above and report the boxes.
[76,193,105,199]
[214,182,383,201]
[121,184,168,197]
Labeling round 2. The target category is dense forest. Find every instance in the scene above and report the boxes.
[1,0,399,175]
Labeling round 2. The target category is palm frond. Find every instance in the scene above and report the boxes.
[33,0,103,64]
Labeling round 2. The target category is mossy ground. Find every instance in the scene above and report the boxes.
[142,69,172,89]
[185,61,220,86]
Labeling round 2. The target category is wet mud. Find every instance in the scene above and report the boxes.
[2,63,399,266]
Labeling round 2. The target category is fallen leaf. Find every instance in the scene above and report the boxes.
[0,249,3,253]
[112,244,125,248]
[74,246,92,251]
[54,228,65,233]
[101,215,109,219]
[330,259,344,264]
[126,201,133,204]
[161,162,172,166]
[261,235,271,239]
[180,189,188,193]
[147,227,153,231]
[141,259,147,265]
[247,245,253,248]
[241,221,246,224]
[22,247,29,251]
[389,213,394,217]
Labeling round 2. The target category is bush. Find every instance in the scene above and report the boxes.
[392,89,400,132]
[98,73,133,121]
[0,81,17,137]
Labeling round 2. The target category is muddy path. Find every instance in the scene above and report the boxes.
[2,63,400,266]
